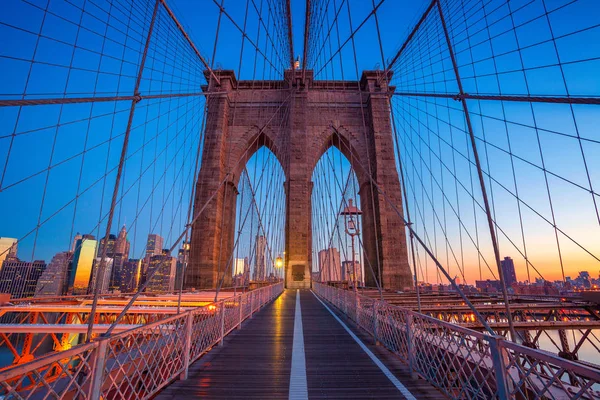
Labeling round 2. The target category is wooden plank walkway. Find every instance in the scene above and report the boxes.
[156,289,442,399]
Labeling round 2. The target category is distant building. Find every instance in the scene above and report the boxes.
[109,253,127,290]
[114,225,130,256]
[98,226,130,291]
[142,234,164,284]
[0,237,18,269]
[254,235,267,280]
[475,279,502,293]
[69,235,97,295]
[0,260,46,299]
[145,234,164,259]
[97,234,117,258]
[232,257,250,287]
[318,248,341,282]
[90,257,114,294]
[342,260,363,286]
[146,249,176,293]
[513,281,559,296]
[35,251,72,297]
[120,259,141,292]
[71,233,82,252]
[501,257,517,287]
[175,241,190,291]
[234,258,246,276]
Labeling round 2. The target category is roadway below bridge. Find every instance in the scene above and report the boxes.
[157,289,440,399]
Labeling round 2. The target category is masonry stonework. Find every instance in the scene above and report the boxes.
[186,69,412,291]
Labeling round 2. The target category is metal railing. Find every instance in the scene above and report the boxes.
[313,282,600,399]
[0,282,283,399]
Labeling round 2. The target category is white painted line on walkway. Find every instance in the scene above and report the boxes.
[289,290,308,400]
[311,291,417,400]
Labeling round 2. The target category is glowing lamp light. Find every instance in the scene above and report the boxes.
[275,256,283,268]
[208,304,217,311]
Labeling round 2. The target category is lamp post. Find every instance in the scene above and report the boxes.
[275,255,283,281]
[340,199,362,296]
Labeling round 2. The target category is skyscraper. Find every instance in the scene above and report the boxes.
[35,251,72,297]
[175,240,190,291]
[97,234,116,258]
[114,225,130,257]
[254,235,267,281]
[90,257,113,294]
[97,226,130,291]
[146,249,176,293]
[142,234,164,284]
[69,234,97,295]
[145,234,164,259]
[342,260,363,286]
[0,237,18,269]
[501,256,517,288]
[0,260,46,299]
[318,248,342,282]
[71,233,82,252]
[120,259,141,292]
[109,253,127,290]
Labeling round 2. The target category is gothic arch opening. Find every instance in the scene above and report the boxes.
[311,146,368,287]
[229,146,286,288]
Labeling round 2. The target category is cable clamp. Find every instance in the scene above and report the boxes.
[134,94,143,103]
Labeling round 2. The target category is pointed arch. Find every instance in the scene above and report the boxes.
[309,126,369,190]
[227,125,287,186]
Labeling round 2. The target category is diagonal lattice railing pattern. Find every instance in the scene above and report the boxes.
[314,282,600,399]
[0,282,283,400]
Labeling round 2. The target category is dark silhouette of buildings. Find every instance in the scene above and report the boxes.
[120,259,141,293]
[0,260,46,299]
[146,249,176,293]
[35,251,72,297]
[98,225,130,291]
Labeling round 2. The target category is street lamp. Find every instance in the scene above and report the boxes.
[340,199,362,295]
[275,255,283,281]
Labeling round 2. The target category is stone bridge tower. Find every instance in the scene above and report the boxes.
[186,69,412,291]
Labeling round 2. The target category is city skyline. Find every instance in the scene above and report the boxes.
[3,222,599,287]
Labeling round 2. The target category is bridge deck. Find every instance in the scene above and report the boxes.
[157,289,440,399]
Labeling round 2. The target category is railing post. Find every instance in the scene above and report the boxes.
[485,335,510,400]
[180,311,194,380]
[250,292,255,319]
[88,339,108,400]
[407,313,417,379]
[219,301,225,346]
[238,294,243,330]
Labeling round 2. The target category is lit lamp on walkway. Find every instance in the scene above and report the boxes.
[275,255,283,281]
[340,199,362,295]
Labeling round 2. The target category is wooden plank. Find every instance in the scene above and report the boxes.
[156,289,442,399]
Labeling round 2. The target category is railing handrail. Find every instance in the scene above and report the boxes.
[349,287,489,338]
[313,282,600,399]
[0,282,284,396]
